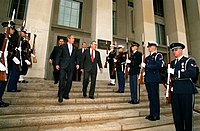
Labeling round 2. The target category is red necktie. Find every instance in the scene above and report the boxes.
[91,50,94,62]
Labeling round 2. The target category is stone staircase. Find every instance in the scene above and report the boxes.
[0,78,200,131]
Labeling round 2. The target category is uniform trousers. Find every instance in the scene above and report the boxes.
[53,66,60,83]
[117,71,125,92]
[82,71,97,97]
[0,81,7,101]
[7,63,20,91]
[172,93,193,131]
[145,82,160,117]
[130,75,138,101]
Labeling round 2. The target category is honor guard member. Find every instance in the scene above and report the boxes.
[168,42,197,131]
[19,30,31,83]
[126,42,142,104]
[142,41,163,121]
[7,22,21,92]
[107,43,116,85]
[0,22,10,107]
[114,45,126,93]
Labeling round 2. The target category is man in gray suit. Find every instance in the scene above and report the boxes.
[80,41,103,99]
[56,34,79,103]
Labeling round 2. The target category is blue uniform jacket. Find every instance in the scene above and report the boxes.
[144,52,163,83]
[171,56,197,94]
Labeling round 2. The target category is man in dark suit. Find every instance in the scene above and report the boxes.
[77,42,87,81]
[56,35,79,103]
[126,42,142,104]
[142,41,163,121]
[80,41,103,99]
[49,38,65,84]
[169,42,197,131]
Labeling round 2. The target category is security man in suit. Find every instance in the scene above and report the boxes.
[142,41,163,121]
[77,42,87,81]
[49,38,65,84]
[126,42,142,104]
[56,34,79,103]
[168,42,197,131]
[114,45,126,93]
[80,41,103,99]
[0,22,10,107]
[6,21,21,92]
[107,44,117,85]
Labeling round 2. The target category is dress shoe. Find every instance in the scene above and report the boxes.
[89,96,94,99]
[115,91,124,93]
[0,101,9,107]
[58,97,63,103]
[145,115,152,119]
[63,96,69,99]
[128,100,139,104]
[108,83,115,86]
[146,115,160,121]
[54,81,58,84]
[7,90,21,92]
[83,95,87,98]
[22,80,28,83]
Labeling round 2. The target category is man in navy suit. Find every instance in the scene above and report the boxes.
[49,38,65,84]
[56,35,79,103]
[142,41,163,121]
[80,41,103,99]
[169,42,197,131]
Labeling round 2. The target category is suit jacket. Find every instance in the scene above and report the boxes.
[171,56,197,94]
[80,48,102,74]
[56,43,79,71]
[49,45,60,66]
[129,51,142,75]
[144,52,163,83]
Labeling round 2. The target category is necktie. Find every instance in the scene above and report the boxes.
[175,59,178,65]
[91,50,94,62]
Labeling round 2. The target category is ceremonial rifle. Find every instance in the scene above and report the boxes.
[165,36,172,104]
[138,34,145,85]
[125,37,129,79]
[104,41,108,68]
[32,34,37,63]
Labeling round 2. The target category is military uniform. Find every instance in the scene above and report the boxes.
[128,42,142,104]
[170,42,197,131]
[107,47,116,85]
[144,41,163,121]
[115,45,126,93]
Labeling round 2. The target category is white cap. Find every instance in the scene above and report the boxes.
[118,45,124,49]
[147,41,158,47]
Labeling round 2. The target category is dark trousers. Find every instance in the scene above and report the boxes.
[58,68,73,97]
[77,69,82,81]
[7,63,20,91]
[145,82,160,117]
[0,81,7,101]
[117,71,125,92]
[172,93,193,131]
[109,64,116,79]
[130,75,138,101]
[53,66,60,83]
[82,71,97,97]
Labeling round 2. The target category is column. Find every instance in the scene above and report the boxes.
[164,0,188,56]
[134,0,156,56]
[91,0,112,80]
[25,0,54,78]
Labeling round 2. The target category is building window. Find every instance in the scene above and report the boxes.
[155,23,166,45]
[128,0,134,7]
[9,0,28,20]
[153,0,164,17]
[58,0,82,28]
[113,11,117,35]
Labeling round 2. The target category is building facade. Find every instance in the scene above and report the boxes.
[0,0,200,80]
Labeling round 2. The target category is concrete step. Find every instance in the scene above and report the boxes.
[0,109,139,129]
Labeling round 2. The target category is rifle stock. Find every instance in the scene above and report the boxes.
[104,47,108,68]
[32,34,37,63]
[166,46,172,103]
[139,41,145,84]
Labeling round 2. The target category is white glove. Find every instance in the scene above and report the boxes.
[25,60,31,65]
[12,57,20,64]
[113,58,117,63]
[0,51,2,58]
[31,54,36,58]
[141,63,146,68]
[0,62,6,71]
[17,47,22,52]
[168,67,174,74]
[126,59,131,64]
